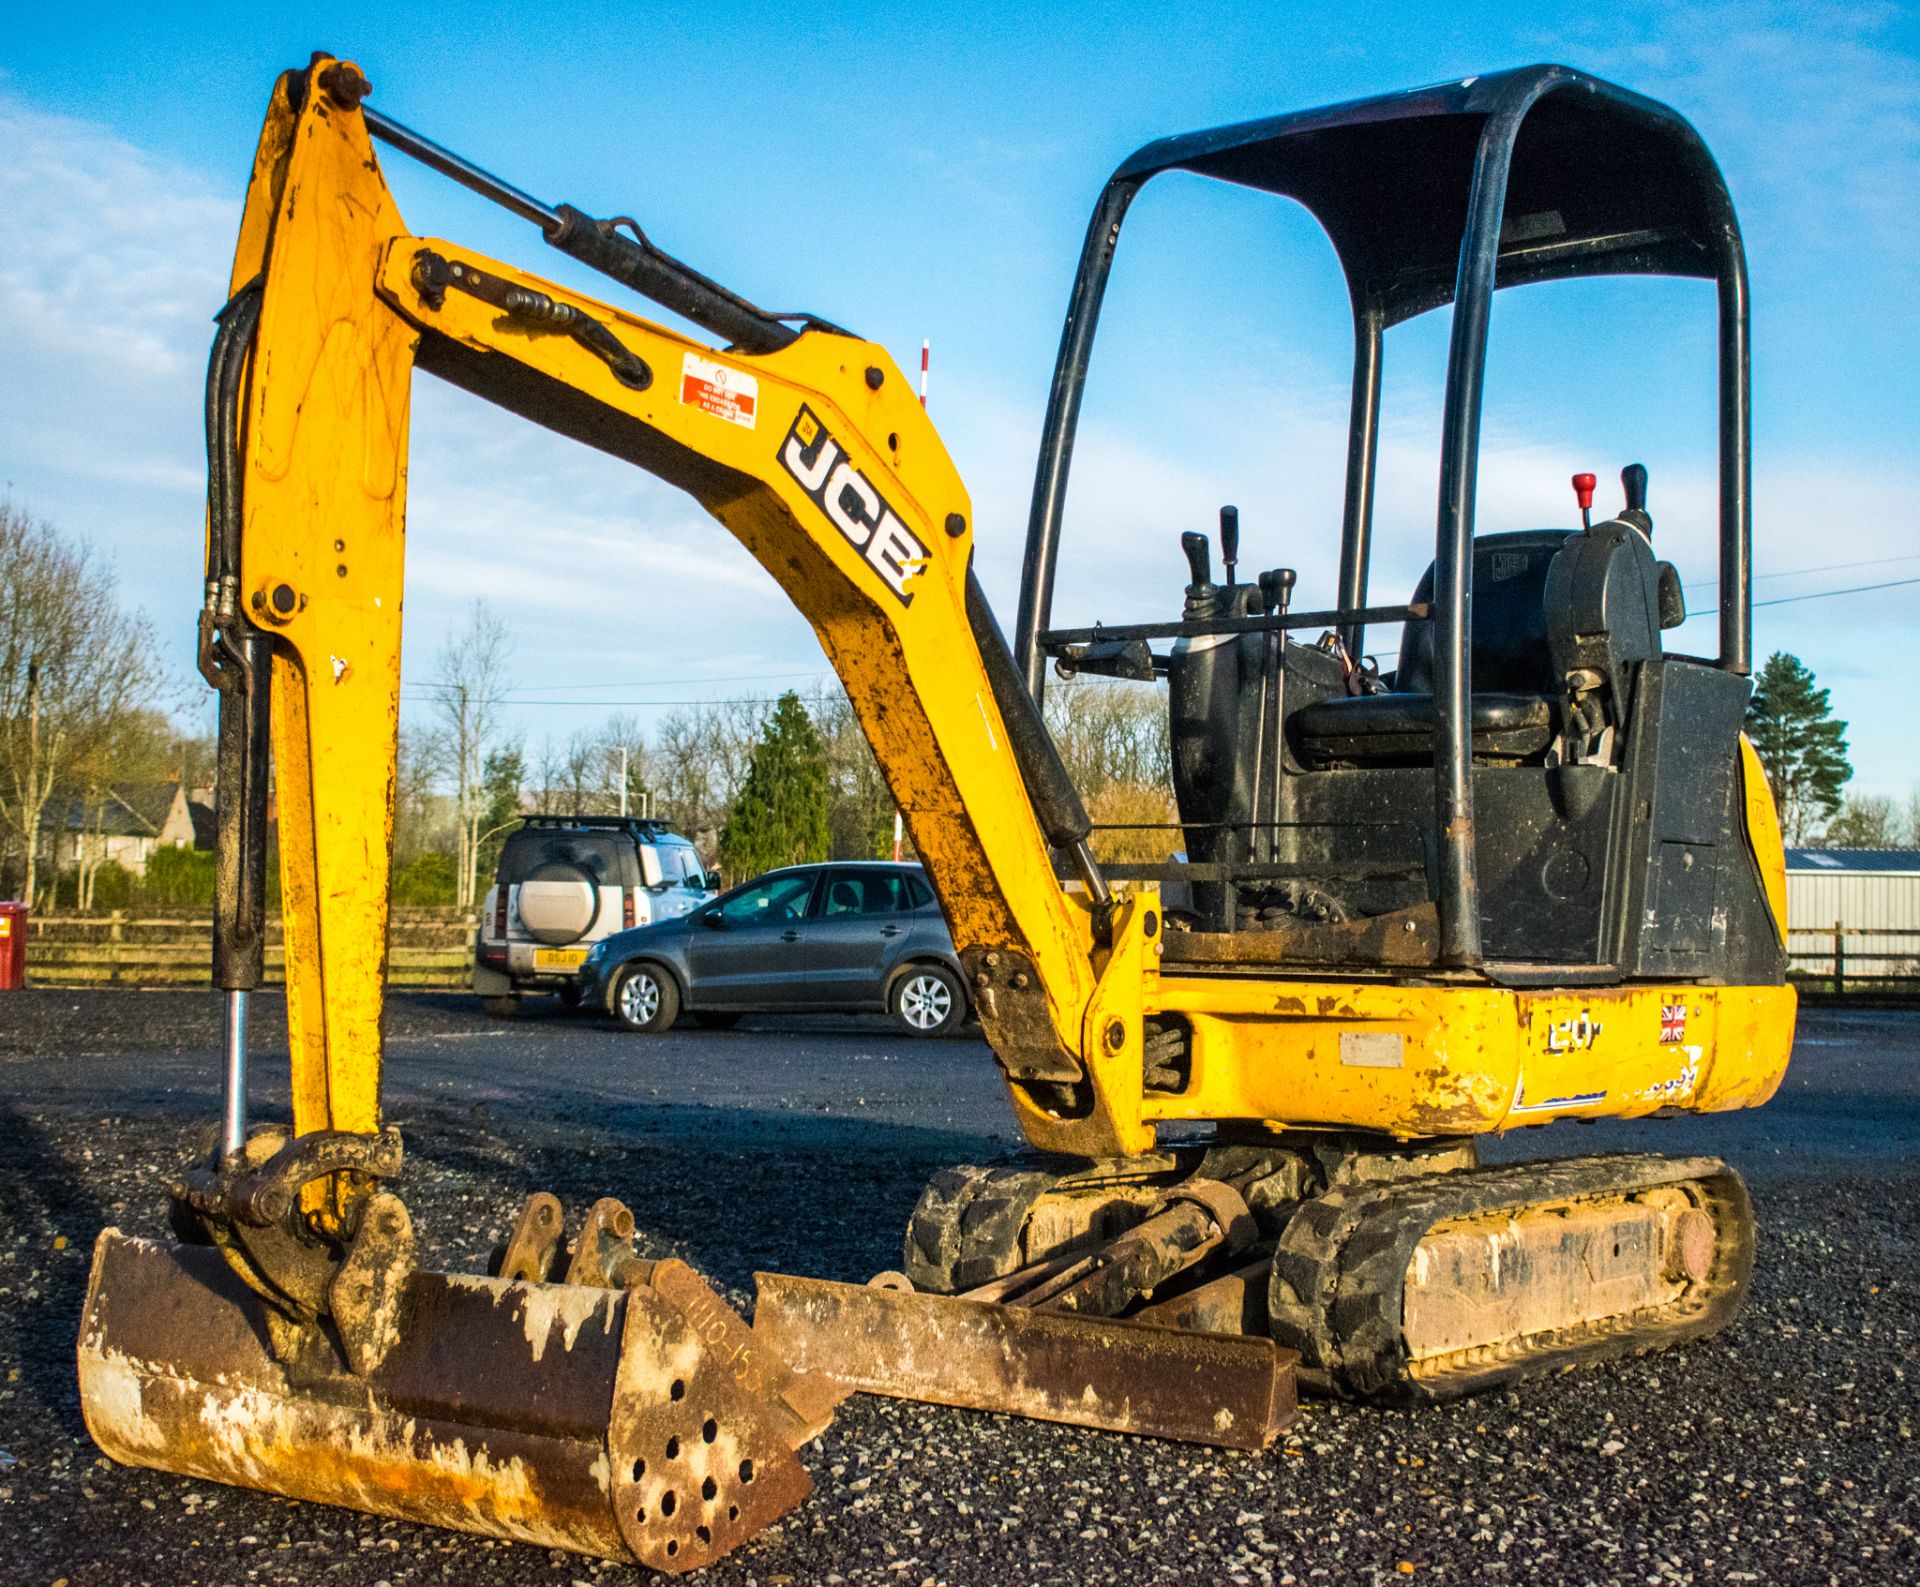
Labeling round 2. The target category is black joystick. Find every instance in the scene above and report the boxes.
[1258,566,1296,616]
[1219,505,1240,587]
[1181,531,1214,593]
[1620,462,1652,535]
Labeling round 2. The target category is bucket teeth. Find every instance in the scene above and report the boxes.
[79,1191,838,1571]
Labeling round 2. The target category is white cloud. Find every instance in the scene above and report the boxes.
[1,69,1914,805]
[0,89,829,747]
[939,325,1920,798]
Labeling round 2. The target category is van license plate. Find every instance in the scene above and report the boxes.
[534,948,587,970]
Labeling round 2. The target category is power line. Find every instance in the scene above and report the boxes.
[1689,575,1920,619]
[1753,575,1920,609]
[402,668,832,696]
[399,690,824,708]
[1756,551,1920,583]
[1685,550,1920,593]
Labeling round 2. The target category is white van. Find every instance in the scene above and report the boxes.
[473,816,713,1014]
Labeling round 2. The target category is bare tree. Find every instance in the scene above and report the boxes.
[1822,793,1907,849]
[1044,678,1171,797]
[69,706,179,911]
[809,688,898,859]
[532,729,601,814]
[1041,679,1177,863]
[523,715,652,820]
[428,601,514,909]
[651,699,761,858]
[0,500,168,907]
[392,726,452,867]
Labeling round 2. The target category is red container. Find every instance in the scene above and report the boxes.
[0,901,26,990]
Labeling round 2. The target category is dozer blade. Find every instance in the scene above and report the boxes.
[1269,1153,1754,1403]
[753,1272,1297,1450]
[79,1230,828,1573]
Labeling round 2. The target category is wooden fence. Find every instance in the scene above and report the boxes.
[1786,924,1920,996]
[19,911,1913,997]
[21,910,475,989]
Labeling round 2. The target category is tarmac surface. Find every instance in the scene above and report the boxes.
[2,988,1915,1585]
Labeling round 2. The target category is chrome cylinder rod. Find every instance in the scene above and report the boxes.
[361,106,561,233]
[220,989,250,1159]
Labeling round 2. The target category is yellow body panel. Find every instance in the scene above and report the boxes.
[231,60,1796,1170]
[231,78,416,1138]
[1144,978,1794,1137]
[1740,734,1790,938]
[1008,895,1794,1146]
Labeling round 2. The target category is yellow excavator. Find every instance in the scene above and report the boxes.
[78,53,1794,1572]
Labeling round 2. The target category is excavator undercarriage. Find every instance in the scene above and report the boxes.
[895,1142,1754,1404]
[78,52,1794,1572]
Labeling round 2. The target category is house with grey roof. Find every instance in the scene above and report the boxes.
[45,782,214,878]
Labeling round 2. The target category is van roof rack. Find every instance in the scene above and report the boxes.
[517,814,679,836]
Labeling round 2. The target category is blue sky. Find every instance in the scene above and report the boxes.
[2,1,1916,794]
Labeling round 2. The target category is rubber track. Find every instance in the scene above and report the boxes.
[901,1145,1302,1294]
[1268,1153,1754,1403]
[902,1164,1063,1293]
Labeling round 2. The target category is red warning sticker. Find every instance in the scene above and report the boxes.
[679,352,758,429]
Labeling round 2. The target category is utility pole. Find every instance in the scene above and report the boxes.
[619,745,629,817]
[24,657,41,909]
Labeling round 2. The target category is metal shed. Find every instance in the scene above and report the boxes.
[1784,848,1920,989]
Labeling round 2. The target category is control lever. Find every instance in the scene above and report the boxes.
[1219,506,1240,587]
[1181,531,1214,595]
[1258,567,1296,617]
[1571,472,1596,532]
[1620,462,1652,536]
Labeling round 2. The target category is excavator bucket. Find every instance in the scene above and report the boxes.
[78,1196,837,1573]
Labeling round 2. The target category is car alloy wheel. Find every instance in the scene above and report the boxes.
[896,968,956,1034]
[619,971,659,1026]
[613,962,679,1034]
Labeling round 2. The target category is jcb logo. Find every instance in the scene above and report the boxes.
[779,406,926,605]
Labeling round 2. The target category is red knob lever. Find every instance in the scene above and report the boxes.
[1571,473,1597,510]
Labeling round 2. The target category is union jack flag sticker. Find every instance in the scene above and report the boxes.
[1660,1003,1687,1044]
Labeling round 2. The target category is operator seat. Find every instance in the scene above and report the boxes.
[1292,530,1569,766]
[1292,523,1684,768]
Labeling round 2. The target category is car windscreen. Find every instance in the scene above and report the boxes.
[652,843,709,890]
[497,829,639,888]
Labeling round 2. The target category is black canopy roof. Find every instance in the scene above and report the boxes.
[1113,65,1739,325]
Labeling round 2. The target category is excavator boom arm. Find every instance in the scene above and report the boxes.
[222,61,1142,1161]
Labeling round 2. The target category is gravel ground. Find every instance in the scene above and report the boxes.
[2,988,1915,1586]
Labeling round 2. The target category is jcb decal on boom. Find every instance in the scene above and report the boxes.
[780,405,926,604]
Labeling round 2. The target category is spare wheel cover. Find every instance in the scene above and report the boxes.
[517,862,601,945]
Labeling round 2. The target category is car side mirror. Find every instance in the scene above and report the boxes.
[700,910,728,930]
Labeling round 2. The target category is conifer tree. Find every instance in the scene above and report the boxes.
[718,692,829,882]
[475,746,526,885]
[1745,651,1851,844]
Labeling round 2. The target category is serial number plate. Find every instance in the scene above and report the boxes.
[534,948,588,970]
